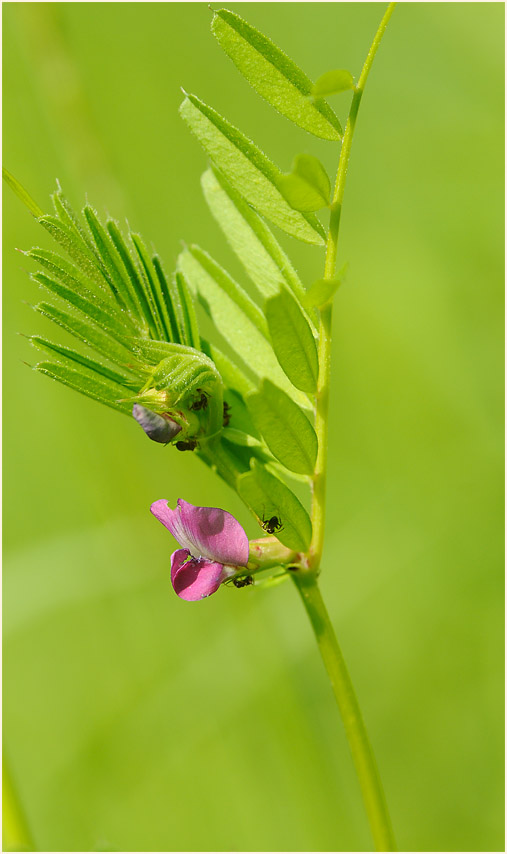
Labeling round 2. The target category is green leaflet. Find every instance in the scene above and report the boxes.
[278,154,331,212]
[178,247,311,409]
[201,168,306,303]
[222,428,264,449]
[3,167,44,217]
[175,271,201,349]
[187,245,268,337]
[28,248,110,305]
[265,288,319,393]
[106,221,156,338]
[238,460,312,552]
[54,190,102,264]
[201,342,263,439]
[28,250,136,332]
[211,9,342,141]
[312,69,355,98]
[34,301,135,368]
[32,271,133,345]
[38,215,106,290]
[201,340,257,399]
[248,379,317,475]
[222,388,261,439]
[132,338,212,368]
[31,337,142,389]
[34,361,133,414]
[180,94,325,245]
[178,246,270,364]
[130,232,173,342]
[82,207,136,317]
[151,255,186,344]
[304,275,343,308]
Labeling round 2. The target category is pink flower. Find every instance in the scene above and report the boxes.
[150,498,249,601]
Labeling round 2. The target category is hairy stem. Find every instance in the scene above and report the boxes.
[310,1,396,569]
[301,5,397,851]
[292,574,396,851]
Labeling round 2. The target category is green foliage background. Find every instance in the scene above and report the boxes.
[3,3,504,851]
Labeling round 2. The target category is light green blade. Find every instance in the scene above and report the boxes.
[34,361,133,414]
[178,247,312,410]
[238,460,312,552]
[211,9,342,141]
[278,154,331,212]
[180,94,326,245]
[265,288,319,393]
[248,379,318,475]
[201,167,307,304]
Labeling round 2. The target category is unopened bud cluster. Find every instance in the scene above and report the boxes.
[130,348,224,450]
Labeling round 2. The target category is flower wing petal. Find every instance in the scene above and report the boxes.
[170,549,227,601]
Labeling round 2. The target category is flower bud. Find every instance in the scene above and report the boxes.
[132,404,182,444]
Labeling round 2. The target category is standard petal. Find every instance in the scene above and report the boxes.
[170,548,228,601]
[177,499,249,566]
[151,499,182,540]
[150,499,249,567]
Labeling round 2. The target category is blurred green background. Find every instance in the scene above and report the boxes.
[3,3,504,851]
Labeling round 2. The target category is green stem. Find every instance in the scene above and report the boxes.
[292,575,396,851]
[2,757,35,852]
[302,5,397,851]
[310,1,396,569]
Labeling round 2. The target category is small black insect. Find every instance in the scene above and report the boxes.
[223,401,231,427]
[261,515,283,535]
[232,574,253,588]
[190,390,208,412]
[175,439,198,452]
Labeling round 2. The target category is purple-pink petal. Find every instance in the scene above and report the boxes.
[132,404,181,443]
[151,498,249,567]
[170,548,228,601]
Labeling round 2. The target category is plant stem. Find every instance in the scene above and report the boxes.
[310,1,396,569]
[292,574,396,851]
[302,5,397,851]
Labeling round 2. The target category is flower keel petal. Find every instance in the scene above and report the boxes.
[170,549,228,601]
